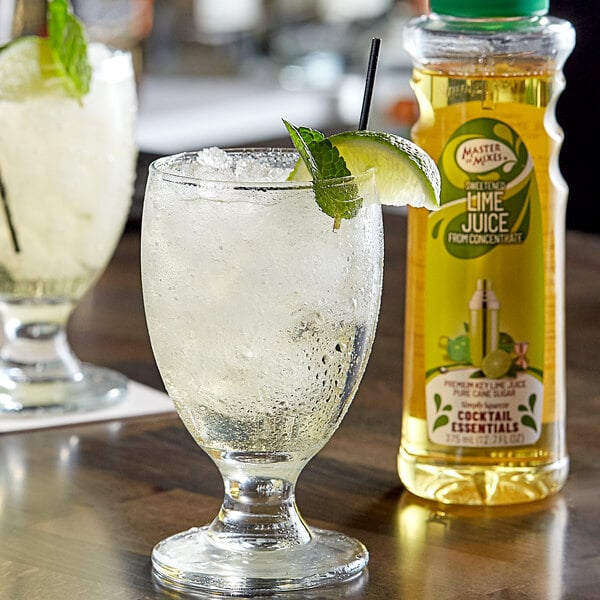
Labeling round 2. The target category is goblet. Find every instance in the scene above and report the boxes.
[0,45,137,414]
[141,148,383,594]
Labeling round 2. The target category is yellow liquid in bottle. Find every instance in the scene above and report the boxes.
[398,66,569,505]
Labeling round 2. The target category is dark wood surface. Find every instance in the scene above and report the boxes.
[1,213,598,600]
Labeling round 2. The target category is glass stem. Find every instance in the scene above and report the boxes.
[0,300,81,382]
[207,466,312,551]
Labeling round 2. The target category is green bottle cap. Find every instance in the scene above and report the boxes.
[429,0,549,18]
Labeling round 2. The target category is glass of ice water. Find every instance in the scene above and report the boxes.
[141,148,383,595]
[0,45,137,414]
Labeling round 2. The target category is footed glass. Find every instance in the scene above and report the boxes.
[141,149,383,595]
[0,45,137,414]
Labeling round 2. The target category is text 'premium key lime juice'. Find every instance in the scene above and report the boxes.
[398,0,575,505]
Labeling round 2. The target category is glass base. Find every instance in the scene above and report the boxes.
[0,363,128,415]
[152,525,369,596]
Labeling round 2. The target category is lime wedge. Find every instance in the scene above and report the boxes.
[290,130,440,211]
[0,36,62,100]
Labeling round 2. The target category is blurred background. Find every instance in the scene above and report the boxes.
[2,0,597,232]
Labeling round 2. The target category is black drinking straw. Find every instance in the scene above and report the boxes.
[0,167,19,253]
[358,38,382,131]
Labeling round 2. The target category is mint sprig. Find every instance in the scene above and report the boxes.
[48,0,91,100]
[284,120,361,230]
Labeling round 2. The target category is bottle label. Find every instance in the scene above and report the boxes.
[425,118,544,447]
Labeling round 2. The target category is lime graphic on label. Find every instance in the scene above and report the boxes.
[481,349,512,379]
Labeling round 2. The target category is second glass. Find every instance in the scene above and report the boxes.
[0,44,137,414]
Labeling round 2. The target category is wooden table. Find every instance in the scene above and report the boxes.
[1,213,598,600]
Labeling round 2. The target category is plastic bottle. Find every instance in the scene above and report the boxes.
[398,0,575,505]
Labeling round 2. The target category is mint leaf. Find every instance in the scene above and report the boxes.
[48,0,91,99]
[284,122,324,176]
[284,120,361,230]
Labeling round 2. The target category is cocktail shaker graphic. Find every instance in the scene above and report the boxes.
[469,279,500,367]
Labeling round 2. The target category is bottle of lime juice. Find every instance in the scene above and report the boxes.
[398,0,575,505]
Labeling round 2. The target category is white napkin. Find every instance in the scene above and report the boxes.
[0,380,175,433]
